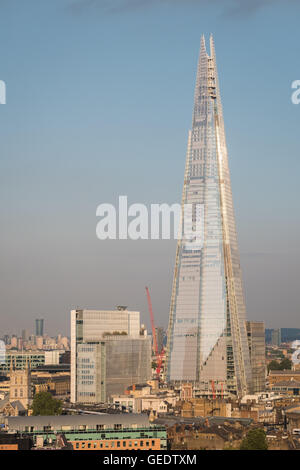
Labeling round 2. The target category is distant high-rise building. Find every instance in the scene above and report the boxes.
[35,319,44,337]
[3,335,10,345]
[21,330,30,342]
[166,35,253,397]
[271,328,282,347]
[246,321,266,393]
[71,308,151,403]
[10,336,17,349]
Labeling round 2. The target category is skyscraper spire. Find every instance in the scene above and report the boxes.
[166,36,253,397]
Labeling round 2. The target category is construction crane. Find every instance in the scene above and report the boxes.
[145,286,163,379]
[211,380,216,400]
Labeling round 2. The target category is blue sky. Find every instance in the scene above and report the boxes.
[0,0,299,335]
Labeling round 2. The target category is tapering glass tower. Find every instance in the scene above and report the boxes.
[166,36,253,397]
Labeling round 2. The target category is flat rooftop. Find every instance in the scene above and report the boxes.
[4,413,150,432]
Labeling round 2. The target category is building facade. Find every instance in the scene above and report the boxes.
[246,321,266,393]
[71,308,151,403]
[35,319,44,337]
[1,414,167,450]
[271,328,282,347]
[166,35,253,396]
[9,361,31,410]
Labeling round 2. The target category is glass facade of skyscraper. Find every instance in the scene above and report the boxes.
[35,319,44,337]
[166,36,253,396]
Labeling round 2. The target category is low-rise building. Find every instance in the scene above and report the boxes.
[268,370,300,387]
[284,405,300,434]
[271,380,300,396]
[0,414,167,450]
[179,398,230,418]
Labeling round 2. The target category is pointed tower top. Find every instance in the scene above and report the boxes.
[209,34,216,58]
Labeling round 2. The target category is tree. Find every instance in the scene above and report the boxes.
[31,391,62,416]
[268,360,281,371]
[280,358,292,370]
[240,429,268,450]
[268,358,292,372]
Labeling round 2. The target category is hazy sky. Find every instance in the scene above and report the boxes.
[0,0,299,336]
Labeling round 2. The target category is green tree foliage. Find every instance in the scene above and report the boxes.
[240,429,268,450]
[31,391,62,416]
[268,358,292,372]
[280,358,292,369]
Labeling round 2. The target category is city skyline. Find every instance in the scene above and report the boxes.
[0,1,299,335]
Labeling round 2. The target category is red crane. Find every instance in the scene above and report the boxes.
[211,380,216,400]
[145,286,163,378]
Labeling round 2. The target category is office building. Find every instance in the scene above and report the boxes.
[166,35,253,396]
[71,308,151,403]
[21,330,30,342]
[246,321,266,393]
[9,359,32,411]
[35,319,44,337]
[1,414,167,450]
[271,328,282,347]
[155,327,164,354]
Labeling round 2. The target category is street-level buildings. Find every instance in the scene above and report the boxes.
[246,321,266,393]
[1,414,167,450]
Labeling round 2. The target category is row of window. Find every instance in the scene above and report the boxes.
[73,439,157,450]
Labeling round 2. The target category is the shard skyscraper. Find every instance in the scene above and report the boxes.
[166,36,253,397]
